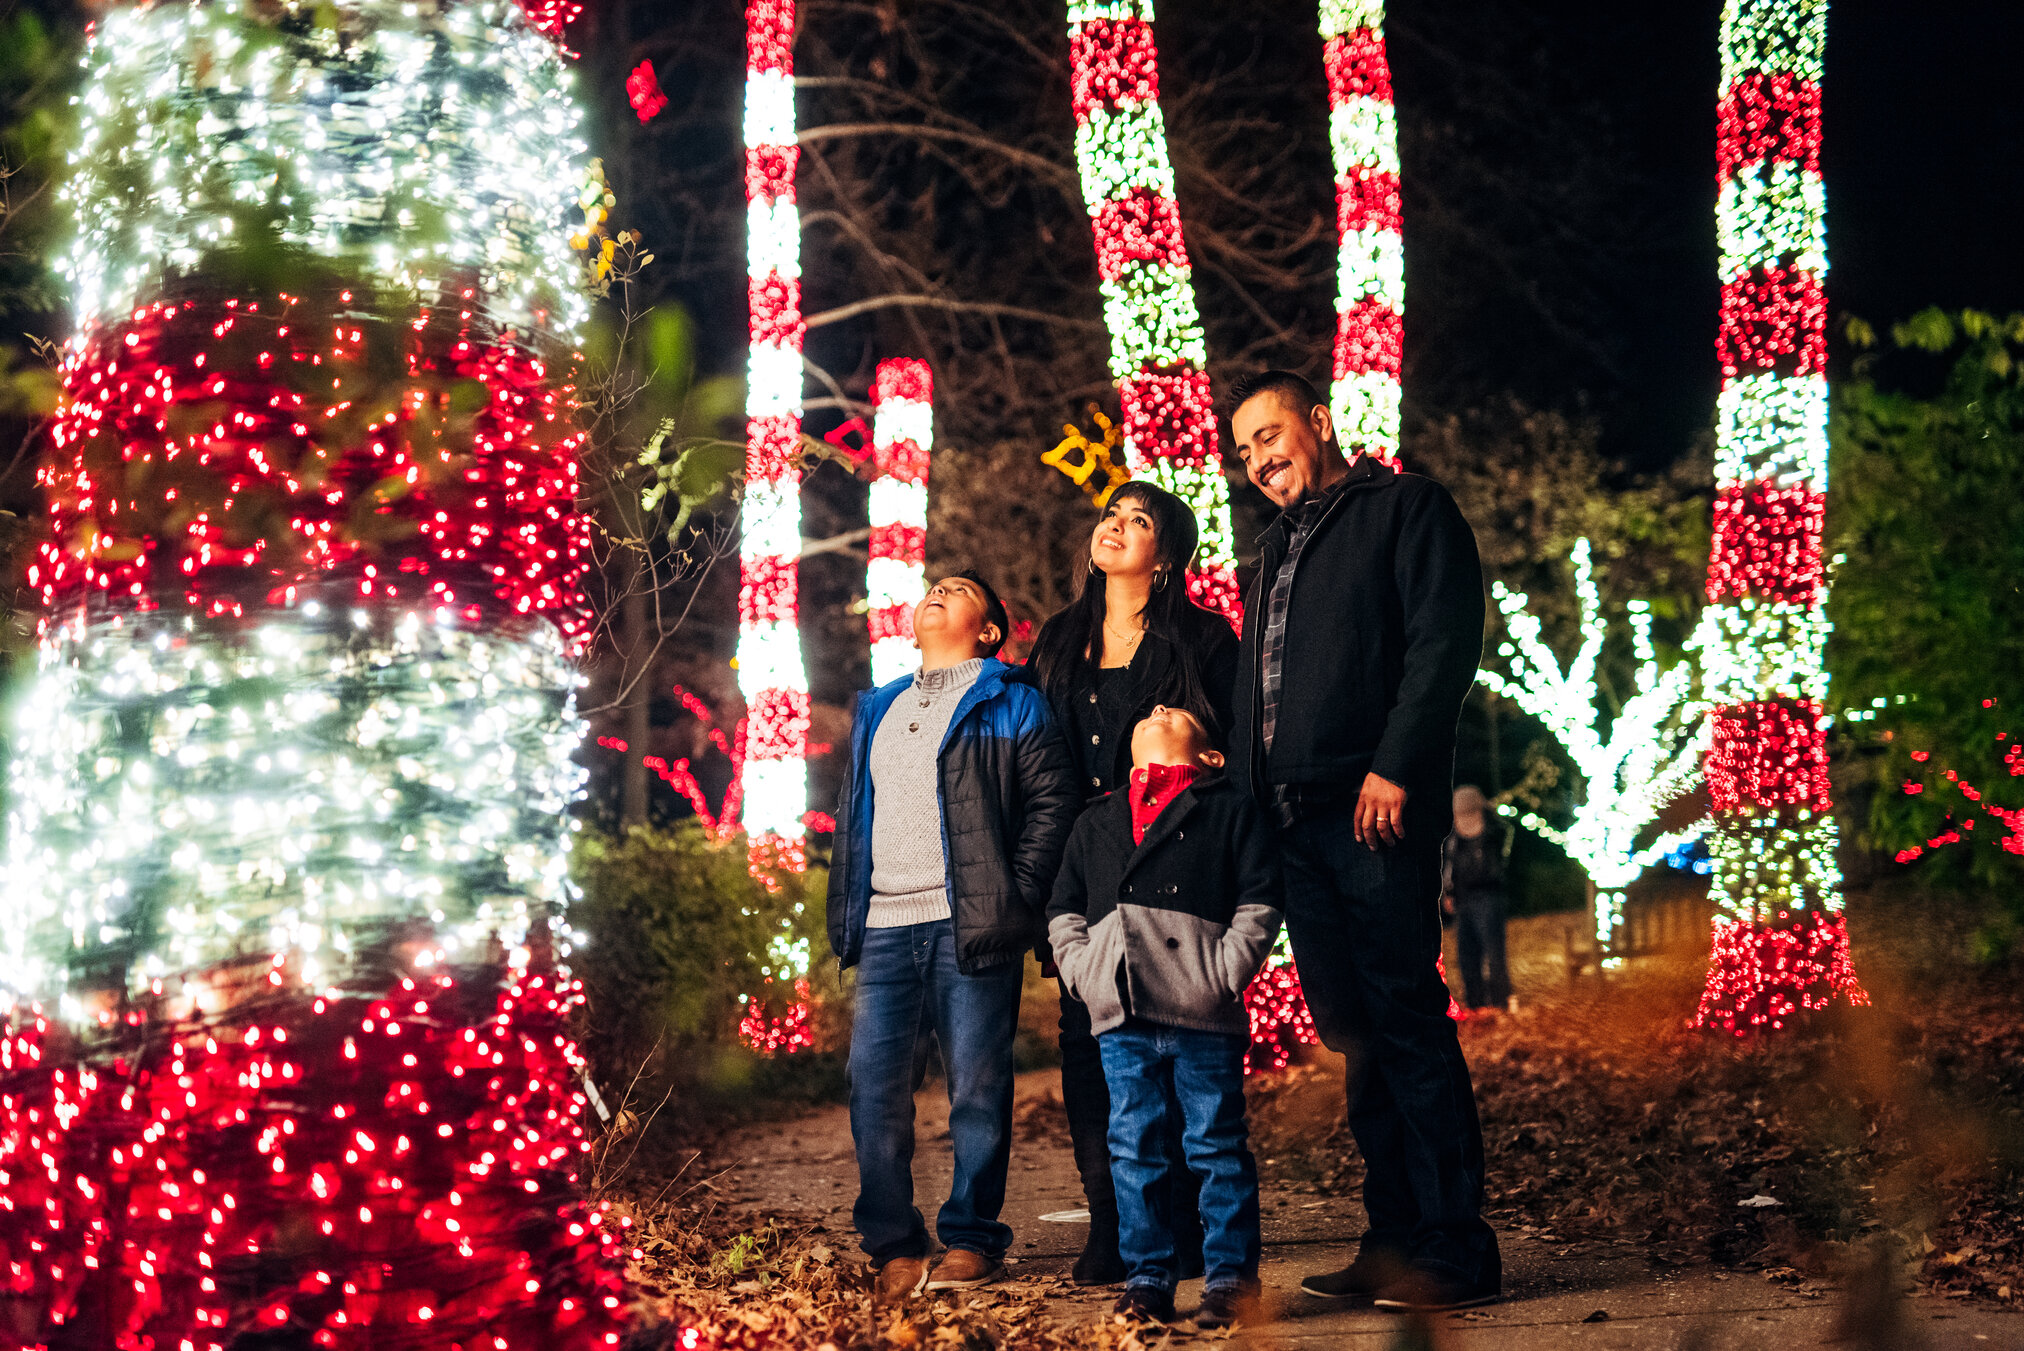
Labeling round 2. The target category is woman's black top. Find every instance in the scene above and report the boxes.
[1065,666,1134,798]
[1035,609,1241,805]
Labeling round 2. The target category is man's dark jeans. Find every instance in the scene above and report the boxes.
[848,921,1023,1262]
[1058,984,1203,1254]
[1453,893,1511,1010]
[1098,1022,1260,1294]
[1280,801,1501,1290]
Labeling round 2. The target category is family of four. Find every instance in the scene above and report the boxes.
[823,370,1499,1327]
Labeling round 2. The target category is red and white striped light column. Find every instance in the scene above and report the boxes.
[1319,0,1403,464]
[738,0,810,845]
[868,358,933,684]
[1064,0,1239,623]
[1692,0,1866,1033]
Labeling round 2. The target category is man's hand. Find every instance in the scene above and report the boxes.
[1354,772,1409,848]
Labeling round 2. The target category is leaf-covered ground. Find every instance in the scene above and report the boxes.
[1247,886,2024,1305]
[605,883,2023,1346]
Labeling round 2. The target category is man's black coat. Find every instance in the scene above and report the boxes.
[1230,455,1485,816]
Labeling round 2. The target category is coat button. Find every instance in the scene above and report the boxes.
[1091,776,1102,788]
[1176,831,1184,841]
[1122,883,1132,893]
[1165,937,1179,949]
[1090,734,1100,744]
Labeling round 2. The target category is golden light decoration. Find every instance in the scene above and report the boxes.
[1042,404,1134,508]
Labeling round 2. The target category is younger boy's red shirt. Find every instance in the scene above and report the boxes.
[1129,762,1200,844]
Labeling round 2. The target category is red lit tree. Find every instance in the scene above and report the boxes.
[0,0,632,1342]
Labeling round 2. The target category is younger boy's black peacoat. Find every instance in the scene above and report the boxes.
[1045,772,1283,1037]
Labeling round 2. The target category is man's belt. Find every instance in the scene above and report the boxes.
[1270,782,1352,828]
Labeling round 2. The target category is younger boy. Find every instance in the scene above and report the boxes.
[1046,704,1283,1328]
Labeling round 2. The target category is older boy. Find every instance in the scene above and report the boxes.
[1047,705,1283,1328]
[827,571,1079,1302]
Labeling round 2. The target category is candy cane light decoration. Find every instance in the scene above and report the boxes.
[740,0,811,845]
[1690,0,1865,1033]
[1063,0,1239,622]
[1319,0,1403,463]
[868,359,933,684]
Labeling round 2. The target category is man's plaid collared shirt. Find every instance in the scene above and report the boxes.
[1259,488,1334,755]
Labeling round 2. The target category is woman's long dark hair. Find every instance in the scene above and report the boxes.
[1030,480,1224,734]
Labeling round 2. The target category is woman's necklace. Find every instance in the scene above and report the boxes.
[1103,617,1145,657]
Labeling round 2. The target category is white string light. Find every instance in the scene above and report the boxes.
[1477,540,1705,962]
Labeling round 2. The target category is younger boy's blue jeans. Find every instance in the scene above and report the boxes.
[1097,1022,1260,1293]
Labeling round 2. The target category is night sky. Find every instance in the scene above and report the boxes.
[607,0,2024,470]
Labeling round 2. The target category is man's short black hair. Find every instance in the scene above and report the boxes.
[947,567,1009,658]
[1225,369,1327,422]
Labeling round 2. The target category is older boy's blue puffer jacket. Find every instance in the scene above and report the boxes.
[826,660,1079,975]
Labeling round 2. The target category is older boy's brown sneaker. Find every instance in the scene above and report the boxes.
[926,1248,1002,1291]
[873,1255,929,1303]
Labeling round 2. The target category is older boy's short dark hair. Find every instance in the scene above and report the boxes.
[948,567,1009,658]
[1225,369,1328,422]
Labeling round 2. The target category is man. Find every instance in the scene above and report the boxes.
[1226,371,1500,1310]
[827,570,1079,1303]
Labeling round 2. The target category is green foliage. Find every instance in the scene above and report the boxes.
[1831,308,2024,888]
[569,823,838,1109]
[1,6,80,432]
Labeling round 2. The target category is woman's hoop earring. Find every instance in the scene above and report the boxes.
[1087,558,1100,578]
[1152,568,1170,593]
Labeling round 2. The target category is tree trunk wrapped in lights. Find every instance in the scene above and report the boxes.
[1477,539,1705,965]
[737,0,813,851]
[0,0,630,1343]
[1061,0,1239,623]
[1691,0,1866,1033]
[1318,0,1403,464]
[866,358,933,685]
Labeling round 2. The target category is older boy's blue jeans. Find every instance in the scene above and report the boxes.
[848,920,1023,1263]
[1098,1022,1260,1294]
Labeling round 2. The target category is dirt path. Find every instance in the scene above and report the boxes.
[705,1063,2022,1349]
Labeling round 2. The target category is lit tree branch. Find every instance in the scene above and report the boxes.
[1477,538,1707,961]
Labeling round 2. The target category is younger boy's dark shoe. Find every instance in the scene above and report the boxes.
[1194,1284,1263,1330]
[1371,1268,1500,1312]
[1112,1285,1176,1325]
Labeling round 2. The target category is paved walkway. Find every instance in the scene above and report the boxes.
[710,1068,2024,1349]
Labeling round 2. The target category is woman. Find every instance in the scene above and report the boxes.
[1031,480,1239,1285]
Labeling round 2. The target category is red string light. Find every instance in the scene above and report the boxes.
[0,956,629,1346]
[1693,910,1869,1035]
[626,61,669,123]
[37,287,591,640]
[1707,700,1832,812]
[738,979,816,1055]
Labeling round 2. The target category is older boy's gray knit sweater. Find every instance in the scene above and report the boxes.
[865,658,982,928]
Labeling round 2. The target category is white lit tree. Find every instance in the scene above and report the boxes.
[1477,539,1706,964]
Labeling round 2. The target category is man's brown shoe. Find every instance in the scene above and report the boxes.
[926,1248,1002,1291]
[873,1255,929,1303]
